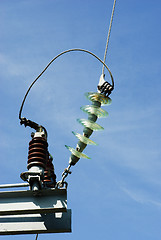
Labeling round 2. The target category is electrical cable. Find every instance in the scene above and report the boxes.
[35,233,38,240]
[19,1,116,188]
[19,48,114,121]
[102,0,117,76]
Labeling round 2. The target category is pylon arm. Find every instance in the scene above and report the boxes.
[0,188,71,235]
[0,210,71,235]
[0,188,67,216]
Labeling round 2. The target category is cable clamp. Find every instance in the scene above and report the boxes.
[20,117,40,130]
[97,74,114,96]
[20,117,48,138]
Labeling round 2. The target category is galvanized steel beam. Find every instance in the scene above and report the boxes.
[0,210,71,235]
[0,188,67,216]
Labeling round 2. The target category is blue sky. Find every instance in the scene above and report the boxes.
[0,0,161,239]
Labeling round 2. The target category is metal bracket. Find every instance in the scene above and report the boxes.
[97,74,114,96]
[0,188,71,235]
[20,171,43,191]
[0,210,71,235]
[0,188,67,215]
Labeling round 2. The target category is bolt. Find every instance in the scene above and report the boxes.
[31,132,35,138]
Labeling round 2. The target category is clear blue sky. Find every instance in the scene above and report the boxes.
[0,0,161,239]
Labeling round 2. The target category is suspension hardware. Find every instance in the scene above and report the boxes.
[97,81,114,96]
[97,74,114,96]
[57,90,111,186]
[56,165,71,189]
[18,48,114,190]
[65,91,112,166]
[55,90,112,187]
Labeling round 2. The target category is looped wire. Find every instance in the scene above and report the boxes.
[19,48,114,122]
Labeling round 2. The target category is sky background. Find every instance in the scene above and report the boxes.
[0,0,161,239]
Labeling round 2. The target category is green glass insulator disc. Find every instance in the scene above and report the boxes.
[81,105,108,118]
[72,131,98,145]
[85,92,112,105]
[65,145,90,159]
[77,118,104,131]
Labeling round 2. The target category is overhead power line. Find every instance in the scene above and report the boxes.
[102,0,117,76]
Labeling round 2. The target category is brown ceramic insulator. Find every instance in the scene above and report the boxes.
[27,137,48,170]
[43,154,56,187]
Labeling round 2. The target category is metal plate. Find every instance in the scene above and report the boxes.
[0,210,71,235]
[0,188,67,215]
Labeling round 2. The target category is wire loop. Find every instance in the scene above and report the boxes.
[19,48,114,121]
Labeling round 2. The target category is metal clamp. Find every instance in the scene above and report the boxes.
[97,74,114,96]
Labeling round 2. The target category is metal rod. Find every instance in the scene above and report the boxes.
[0,183,29,189]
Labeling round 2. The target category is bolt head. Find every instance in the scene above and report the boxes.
[31,132,35,138]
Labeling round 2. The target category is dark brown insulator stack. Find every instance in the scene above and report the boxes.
[27,137,48,170]
[43,153,56,188]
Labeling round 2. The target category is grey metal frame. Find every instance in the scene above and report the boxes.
[0,188,71,235]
